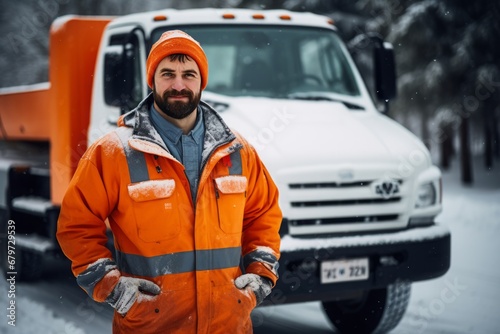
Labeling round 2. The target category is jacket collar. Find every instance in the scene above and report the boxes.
[120,93,238,163]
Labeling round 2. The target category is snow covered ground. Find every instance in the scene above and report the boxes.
[1,157,499,334]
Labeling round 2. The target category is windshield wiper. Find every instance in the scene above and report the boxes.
[287,93,365,110]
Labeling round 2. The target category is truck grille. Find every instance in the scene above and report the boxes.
[291,197,401,207]
[289,181,373,189]
[283,174,409,236]
[289,214,399,226]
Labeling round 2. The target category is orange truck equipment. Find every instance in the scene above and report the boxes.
[0,17,110,280]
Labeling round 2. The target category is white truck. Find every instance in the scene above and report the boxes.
[0,8,450,333]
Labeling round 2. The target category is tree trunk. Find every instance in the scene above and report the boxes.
[493,107,500,159]
[421,109,430,149]
[484,108,493,169]
[460,117,473,184]
[440,123,453,170]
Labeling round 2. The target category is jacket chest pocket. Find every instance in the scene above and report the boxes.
[128,179,181,242]
[214,176,247,234]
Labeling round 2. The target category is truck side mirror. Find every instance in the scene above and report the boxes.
[348,34,397,114]
[373,40,397,101]
[103,43,136,112]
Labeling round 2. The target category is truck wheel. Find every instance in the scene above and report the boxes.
[0,225,43,281]
[14,245,44,281]
[322,280,411,334]
[1,244,44,281]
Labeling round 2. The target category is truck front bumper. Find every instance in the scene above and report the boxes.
[267,223,451,305]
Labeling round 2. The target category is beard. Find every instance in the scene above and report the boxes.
[153,87,201,120]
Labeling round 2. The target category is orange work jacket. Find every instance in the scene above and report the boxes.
[56,95,282,333]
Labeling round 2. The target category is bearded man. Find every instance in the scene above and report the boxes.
[57,30,282,333]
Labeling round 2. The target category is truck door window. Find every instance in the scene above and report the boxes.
[104,33,143,111]
[299,36,358,96]
[204,46,236,93]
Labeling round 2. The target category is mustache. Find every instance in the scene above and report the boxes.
[164,89,193,98]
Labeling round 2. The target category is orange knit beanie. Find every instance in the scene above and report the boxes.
[146,30,208,90]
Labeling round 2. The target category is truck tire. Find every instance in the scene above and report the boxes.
[322,280,411,334]
[0,211,44,281]
[1,242,44,281]
[14,245,44,281]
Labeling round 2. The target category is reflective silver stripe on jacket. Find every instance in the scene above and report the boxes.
[228,148,242,175]
[76,258,117,298]
[116,247,242,277]
[115,127,150,183]
[243,249,280,277]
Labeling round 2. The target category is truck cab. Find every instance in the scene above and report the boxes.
[0,8,450,334]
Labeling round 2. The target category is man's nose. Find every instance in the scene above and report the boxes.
[171,76,186,91]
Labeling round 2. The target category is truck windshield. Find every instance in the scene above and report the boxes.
[151,25,360,99]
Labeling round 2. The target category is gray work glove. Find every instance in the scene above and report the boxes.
[234,273,273,306]
[106,276,161,316]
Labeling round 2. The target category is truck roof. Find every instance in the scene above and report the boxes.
[107,8,336,35]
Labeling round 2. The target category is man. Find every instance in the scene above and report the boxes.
[57,30,282,333]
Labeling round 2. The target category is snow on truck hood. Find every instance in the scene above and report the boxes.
[206,95,431,176]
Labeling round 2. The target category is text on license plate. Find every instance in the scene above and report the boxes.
[320,258,369,284]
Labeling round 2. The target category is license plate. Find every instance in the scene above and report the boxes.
[320,258,369,284]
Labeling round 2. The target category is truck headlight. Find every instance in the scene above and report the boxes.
[415,182,436,208]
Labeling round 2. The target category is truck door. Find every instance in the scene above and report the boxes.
[89,26,147,143]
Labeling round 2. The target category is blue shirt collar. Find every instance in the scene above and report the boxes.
[150,104,204,145]
[190,107,205,145]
